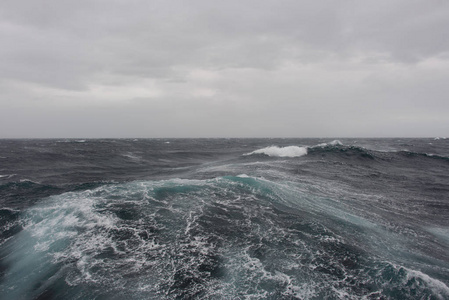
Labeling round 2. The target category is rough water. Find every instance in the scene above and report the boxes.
[0,138,448,299]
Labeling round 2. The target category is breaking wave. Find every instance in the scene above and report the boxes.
[313,140,343,148]
[245,140,449,162]
[243,140,353,158]
[244,140,344,158]
[244,146,308,157]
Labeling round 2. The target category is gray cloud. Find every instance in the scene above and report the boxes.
[1,0,448,137]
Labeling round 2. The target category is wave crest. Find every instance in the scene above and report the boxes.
[245,146,308,157]
[244,141,345,158]
[314,140,343,148]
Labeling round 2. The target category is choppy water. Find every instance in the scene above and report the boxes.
[0,138,448,299]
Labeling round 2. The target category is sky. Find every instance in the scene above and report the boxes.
[1,0,448,138]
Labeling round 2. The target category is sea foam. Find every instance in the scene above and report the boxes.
[245,140,344,158]
[245,146,308,158]
[314,140,343,148]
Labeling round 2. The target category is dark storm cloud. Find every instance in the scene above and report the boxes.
[1,0,448,137]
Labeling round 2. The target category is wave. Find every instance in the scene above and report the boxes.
[0,180,57,192]
[122,152,143,161]
[244,146,308,157]
[56,139,87,143]
[313,140,343,148]
[1,176,447,299]
[308,144,376,160]
[244,140,347,158]
[307,140,377,159]
[245,140,449,162]
[0,174,16,179]
[397,150,449,161]
[402,266,449,298]
[0,207,22,245]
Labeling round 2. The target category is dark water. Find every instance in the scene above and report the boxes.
[0,138,448,299]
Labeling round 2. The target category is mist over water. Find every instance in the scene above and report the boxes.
[1,138,448,299]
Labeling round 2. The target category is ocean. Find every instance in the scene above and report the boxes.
[0,138,448,299]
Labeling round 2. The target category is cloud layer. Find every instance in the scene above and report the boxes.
[1,0,448,137]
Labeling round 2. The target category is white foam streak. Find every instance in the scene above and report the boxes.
[122,152,142,161]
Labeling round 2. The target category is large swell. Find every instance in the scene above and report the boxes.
[1,138,449,299]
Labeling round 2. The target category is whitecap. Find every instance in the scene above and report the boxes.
[237,174,250,178]
[403,266,449,298]
[19,179,39,184]
[245,146,308,158]
[314,140,343,148]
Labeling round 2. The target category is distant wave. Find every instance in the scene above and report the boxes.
[244,146,308,157]
[397,150,449,161]
[122,152,142,161]
[244,140,342,158]
[245,140,449,162]
[56,139,87,143]
[313,140,343,148]
[0,174,14,178]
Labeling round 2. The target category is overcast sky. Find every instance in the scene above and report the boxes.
[1,0,448,138]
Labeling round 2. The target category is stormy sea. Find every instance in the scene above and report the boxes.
[0,138,448,300]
